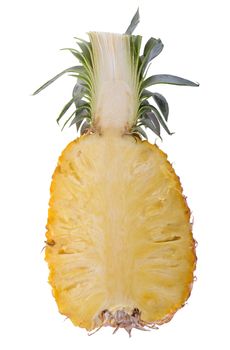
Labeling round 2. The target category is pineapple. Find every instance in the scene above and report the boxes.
[34,9,198,336]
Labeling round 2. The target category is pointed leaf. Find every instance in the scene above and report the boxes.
[56,96,90,125]
[130,35,142,66]
[75,102,91,111]
[144,38,163,62]
[72,83,85,98]
[61,48,93,78]
[140,99,150,106]
[32,66,83,95]
[72,83,87,107]
[125,8,140,35]
[76,41,93,67]
[56,97,75,124]
[145,112,161,135]
[152,93,169,121]
[74,37,89,44]
[141,115,161,139]
[148,40,163,64]
[77,77,91,96]
[150,105,173,135]
[77,77,88,87]
[75,100,89,108]
[139,38,163,75]
[80,121,91,135]
[69,75,93,94]
[74,111,89,131]
[140,89,153,99]
[134,35,142,55]
[70,109,89,127]
[138,105,152,117]
[142,74,199,89]
[61,48,84,63]
[61,110,77,131]
[143,37,157,56]
[141,90,169,121]
[76,119,84,131]
[132,126,148,139]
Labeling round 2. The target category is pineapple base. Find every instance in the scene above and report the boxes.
[90,307,170,336]
[45,133,196,332]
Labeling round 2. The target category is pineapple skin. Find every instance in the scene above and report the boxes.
[45,134,196,331]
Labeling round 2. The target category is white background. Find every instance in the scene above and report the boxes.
[1,0,229,348]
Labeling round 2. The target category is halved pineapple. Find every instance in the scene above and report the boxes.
[34,9,198,335]
[46,134,196,332]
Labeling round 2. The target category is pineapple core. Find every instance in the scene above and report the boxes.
[46,134,196,331]
[89,32,139,132]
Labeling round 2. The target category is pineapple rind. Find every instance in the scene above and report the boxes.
[45,134,196,331]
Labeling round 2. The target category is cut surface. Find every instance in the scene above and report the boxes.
[89,32,139,132]
[46,134,196,331]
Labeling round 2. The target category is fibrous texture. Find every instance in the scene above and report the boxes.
[46,134,196,332]
[33,10,198,139]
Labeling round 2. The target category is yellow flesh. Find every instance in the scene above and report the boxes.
[46,134,196,330]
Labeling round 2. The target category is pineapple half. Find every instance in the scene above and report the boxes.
[34,9,198,336]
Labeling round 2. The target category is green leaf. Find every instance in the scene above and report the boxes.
[143,37,156,57]
[138,104,152,117]
[76,78,91,97]
[74,37,89,44]
[149,105,173,135]
[76,102,91,111]
[145,112,161,136]
[80,120,91,135]
[141,114,161,139]
[69,75,91,91]
[125,8,140,35]
[130,35,142,68]
[32,66,83,95]
[76,100,89,107]
[152,93,169,121]
[76,40,93,67]
[61,48,93,81]
[139,38,163,76]
[76,118,85,131]
[140,99,150,106]
[70,110,89,127]
[141,90,169,121]
[56,97,75,124]
[72,83,87,107]
[61,48,84,64]
[132,126,148,139]
[60,102,90,130]
[77,77,88,86]
[134,35,142,54]
[72,83,85,97]
[61,110,77,131]
[57,96,90,125]
[144,38,163,62]
[140,89,153,99]
[142,74,199,89]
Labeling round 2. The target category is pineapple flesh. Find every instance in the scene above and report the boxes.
[46,134,196,331]
[34,9,198,335]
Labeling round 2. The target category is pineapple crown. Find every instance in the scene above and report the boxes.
[33,8,199,139]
